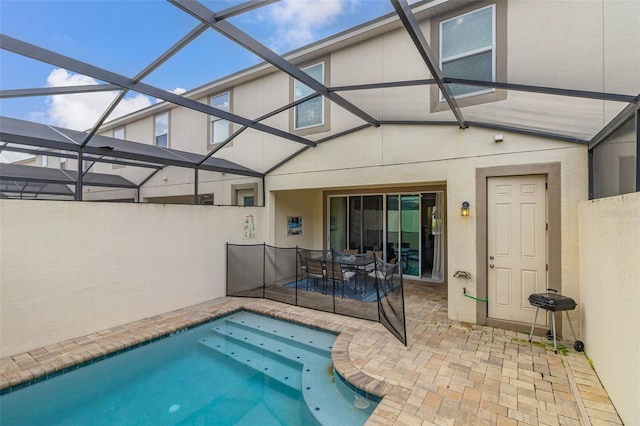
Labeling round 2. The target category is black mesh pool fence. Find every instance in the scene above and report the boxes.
[227,243,407,345]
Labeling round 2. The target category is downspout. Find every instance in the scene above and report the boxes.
[75,149,83,201]
[588,150,594,200]
[194,167,199,205]
[636,107,640,192]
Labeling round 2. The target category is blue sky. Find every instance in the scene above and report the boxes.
[0,0,395,138]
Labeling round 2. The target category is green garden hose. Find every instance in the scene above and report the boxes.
[463,288,488,302]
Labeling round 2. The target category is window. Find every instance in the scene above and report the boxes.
[154,113,169,148]
[294,63,324,130]
[200,194,214,205]
[113,127,125,140]
[439,4,495,100]
[242,196,255,207]
[60,150,67,170]
[41,155,47,167]
[113,127,125,169]
[232,183,259,206]
[210,92,231,146]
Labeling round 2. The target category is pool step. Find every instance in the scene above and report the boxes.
[234,402,284,426]
[206,322,325,367]
[200,335,368,426]
[199,311,375,426]
[199,336,302,391]
[221,312,336,356]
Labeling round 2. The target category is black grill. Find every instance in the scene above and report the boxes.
[527,289,584,353]
[528,292,576,312]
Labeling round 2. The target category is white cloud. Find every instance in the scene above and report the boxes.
[44,68,153,130]
[155,87,187,103]
[266,0,358,52]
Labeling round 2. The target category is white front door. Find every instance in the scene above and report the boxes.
[487,175,547,324]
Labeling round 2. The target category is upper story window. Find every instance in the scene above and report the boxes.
[41,155,47,167]
[154,113,169,148]
[294,62,324,130]
[113,127,125,140]
[210,92,231,146]
[60,150,67,170]
[112,127,125,169]
[439,4,496,101]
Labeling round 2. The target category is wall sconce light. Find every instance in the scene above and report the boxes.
[460,201,470,217]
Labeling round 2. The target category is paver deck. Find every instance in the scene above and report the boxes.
[0,281,622,425]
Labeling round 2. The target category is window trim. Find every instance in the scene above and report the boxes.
[438,4,496,102]
[208,90,233,150]
[430,1,507,112]
[289,57,331,136]
[154,112,170,148]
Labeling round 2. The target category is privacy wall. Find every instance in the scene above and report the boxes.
[0,200,265,357]
[579,192,640,425]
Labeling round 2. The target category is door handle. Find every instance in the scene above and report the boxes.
[489,264,494,268]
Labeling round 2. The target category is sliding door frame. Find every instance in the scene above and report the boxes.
[324,184,447,283]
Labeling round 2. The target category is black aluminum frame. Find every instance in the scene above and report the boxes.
[0,0,638,200]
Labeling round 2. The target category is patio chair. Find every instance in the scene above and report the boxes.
[368,256,397,294]
[298,249,312,276]
[340,248,360,280]
[305,257,326,292]
[326,259,356,298]
[364,250,382,272]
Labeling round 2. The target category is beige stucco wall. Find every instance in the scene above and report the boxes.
[0,199,265,357]
[268,125,589,325]
[272,189,325,250]
[578,192,640,425]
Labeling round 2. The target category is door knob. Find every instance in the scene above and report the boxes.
[489,264,494,268]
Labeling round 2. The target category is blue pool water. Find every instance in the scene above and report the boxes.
[0,311,378,425]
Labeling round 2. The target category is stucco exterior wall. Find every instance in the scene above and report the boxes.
[578,192,640,425]
[268,125,588,325]
[0,199,265,357]
[272,189,325,250]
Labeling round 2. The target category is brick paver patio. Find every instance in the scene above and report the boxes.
[0,282,622,425]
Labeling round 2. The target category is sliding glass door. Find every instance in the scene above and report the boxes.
[330,195,383,253]
[387,192,445,282]
[401,194,421,275]
[328,191,444,282]
[329,197,347,252]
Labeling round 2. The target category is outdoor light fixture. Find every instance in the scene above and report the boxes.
[460,201,470,217]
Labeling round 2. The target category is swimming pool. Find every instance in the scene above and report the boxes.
[0,310,378,425]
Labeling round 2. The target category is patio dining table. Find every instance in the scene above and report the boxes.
[334,253,375,294]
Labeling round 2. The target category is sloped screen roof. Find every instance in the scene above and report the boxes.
[0,0,638,198]
[0,162,137,198]
[0,116,262,178]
